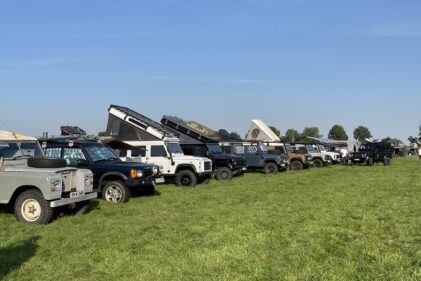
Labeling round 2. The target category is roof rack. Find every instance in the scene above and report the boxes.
[161,115,219,142]
[38,134,111,142]
[109,105,177,140]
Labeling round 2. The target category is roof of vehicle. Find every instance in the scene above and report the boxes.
[0,130,37,141]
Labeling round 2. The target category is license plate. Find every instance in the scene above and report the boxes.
[155,177,165,184]
[354,159,360,161]
[70,191,84,198]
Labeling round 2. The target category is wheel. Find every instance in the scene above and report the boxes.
[263,162,278,175]
[215,167,234,181]
[290,160,304,170]
[367,157,374,166]
[14,189,54,224]
[27,157,67,168]
[175,170,198,187]
[102,181,130,203]
[313,159,323,168]
[384,157,391,166]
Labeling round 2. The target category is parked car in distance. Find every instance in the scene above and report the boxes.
[292,144,332,167]
[40,137,162,204]
[265,142,313,170]
[349,139,395,166]
[221,142,288,174]
[0,131,96,224]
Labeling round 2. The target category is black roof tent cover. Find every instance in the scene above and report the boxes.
[161,115,220,144]
[106,105,178,141]
[218,129,244,142]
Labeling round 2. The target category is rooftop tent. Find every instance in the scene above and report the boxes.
[60,126,86,136]
[0,130,36,141]
[245,120,280,142]
[218,129,244,142]
[161,115,220,144]
[105,105,179,142]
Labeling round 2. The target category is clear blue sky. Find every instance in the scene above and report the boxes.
[0,0,420,142]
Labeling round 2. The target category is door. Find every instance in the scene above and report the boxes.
[245,145,261,167]
[144,145,171,174]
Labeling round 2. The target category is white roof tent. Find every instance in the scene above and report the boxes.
[0,130,36,141]
[105,105,179,142]
[245,120,280,142]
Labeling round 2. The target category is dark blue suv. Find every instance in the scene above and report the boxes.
[40,139,162,204]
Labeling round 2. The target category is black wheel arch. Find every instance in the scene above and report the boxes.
[99,172,128,190]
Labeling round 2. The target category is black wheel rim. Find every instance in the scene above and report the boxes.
[181,175,192,186]
[221,171,229,179]
[267,166,275,173]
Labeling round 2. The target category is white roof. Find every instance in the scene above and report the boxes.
[0,130,36,141]
[245,119,281,142]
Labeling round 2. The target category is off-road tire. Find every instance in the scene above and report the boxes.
[263,162,278,175]
[176,170,198,187]
[384,157,391,166]
[290,160,304,170]
[27,157,67,169]
[102,181,130,204]
[313,159,323,168]
[215,167,233,181]
[367,157,374,166]
[14,189,54,224]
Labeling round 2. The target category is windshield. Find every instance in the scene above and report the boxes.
[318,145,326,152]
[167,143,184,155]
[259,144,268,153]
[85,145,119,162]
[207,144,223,154]
[285,144,293,152]
[0,141,44,159]
[305,145,316,153]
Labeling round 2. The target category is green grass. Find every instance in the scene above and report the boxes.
[1,157,420,281]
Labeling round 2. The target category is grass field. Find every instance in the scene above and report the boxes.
[1,157,420,281]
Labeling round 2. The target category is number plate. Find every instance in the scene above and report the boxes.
[155,177,165,184]
[354,159,360,161]
[70,191,84,198]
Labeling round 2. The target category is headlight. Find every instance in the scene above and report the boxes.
[49,178,61,192]
[85,175,93,188]
[130,169,143,179]
[152,166,159,175]
[233,161,237,165]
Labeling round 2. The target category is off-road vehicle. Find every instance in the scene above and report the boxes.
[349,139,395,166]
[220,142,288,174]
[292,144,332,167]
[160,116,247,180]
[40,136,162,204]
[0,131,96,224]
[103,105,213,187]
[266,142,313,170]
[312,144,341,164]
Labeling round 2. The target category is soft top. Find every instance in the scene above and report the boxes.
[0,130,37,141]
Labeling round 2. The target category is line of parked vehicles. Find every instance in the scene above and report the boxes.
[0,105,396,224]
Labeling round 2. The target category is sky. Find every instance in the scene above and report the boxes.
[0,0,420,142]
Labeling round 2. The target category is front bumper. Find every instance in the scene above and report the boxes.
[50,192,97,208]
[125,176,156,188]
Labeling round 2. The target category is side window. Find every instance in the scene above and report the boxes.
[113,149,127,157]
[151,146,167,157]
[245,146,258,155]
[44,148,62,158]
[63,148,86,166]
[234,146,245,155]
[133,147,146,157]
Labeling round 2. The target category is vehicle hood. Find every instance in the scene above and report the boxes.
[94,161,154,170]
[210,153,244,161]
[3,159,78,173]
[172,154,210,162]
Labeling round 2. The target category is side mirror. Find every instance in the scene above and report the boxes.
[77,159,90,166]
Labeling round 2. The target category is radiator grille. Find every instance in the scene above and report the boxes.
[60,170,77,192]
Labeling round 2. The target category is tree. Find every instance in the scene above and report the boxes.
[408,136,418,144]
[284,129,301,143]
[390,138,403,146]
[301,126,321,140]
[328,124,348,140]
[230,131,242,140]
[353,126,372,142]
[269,126,281,138]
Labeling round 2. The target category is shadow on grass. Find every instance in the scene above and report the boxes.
[0,236,39,279]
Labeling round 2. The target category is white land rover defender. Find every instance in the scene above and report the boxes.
[104,105,213,187]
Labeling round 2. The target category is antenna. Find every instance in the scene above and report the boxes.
[0,119,14,132]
